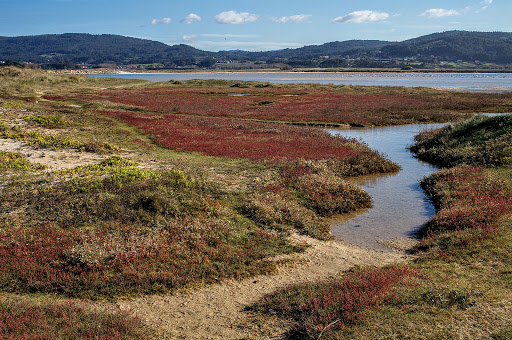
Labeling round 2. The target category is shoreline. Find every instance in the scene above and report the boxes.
[52,67,512,76]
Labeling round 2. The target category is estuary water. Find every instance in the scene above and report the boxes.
[328,124,446,251]
[88,72,512,92]
[89,71,511,250]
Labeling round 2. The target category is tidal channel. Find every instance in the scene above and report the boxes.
[327,123,446,251]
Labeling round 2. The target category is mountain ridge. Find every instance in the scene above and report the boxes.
[1,30,511,68]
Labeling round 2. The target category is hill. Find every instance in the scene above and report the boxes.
[0,33,213,67]
[219,40,393,60]
[381,30,512,64]
[1,31,511,68]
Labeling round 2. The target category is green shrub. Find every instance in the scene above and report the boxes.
[22,114,69,127]
[0,151,45,171]
[241,192,330,239]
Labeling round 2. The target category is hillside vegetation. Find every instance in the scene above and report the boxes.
[2,30,512,69]
[0,33,210,67]
[381,31,512,64]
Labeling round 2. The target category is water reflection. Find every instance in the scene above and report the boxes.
[328,124,446,251]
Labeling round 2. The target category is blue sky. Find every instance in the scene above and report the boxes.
[0,0,509,51]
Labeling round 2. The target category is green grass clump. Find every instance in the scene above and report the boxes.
[410,114,512,167]
[240,191,330,240]
[99,154,140,167]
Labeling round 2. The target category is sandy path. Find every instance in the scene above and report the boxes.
[118,234,408,339]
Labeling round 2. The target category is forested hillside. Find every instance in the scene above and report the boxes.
[0,33,213,67]
[1,31,511,69]
[381,31,512,64]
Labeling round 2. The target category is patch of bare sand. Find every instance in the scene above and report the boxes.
[118,233,409,339]
[0,139,113,170]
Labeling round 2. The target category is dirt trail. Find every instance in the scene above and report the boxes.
[118,234,409,339]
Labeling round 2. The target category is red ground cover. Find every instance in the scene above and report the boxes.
[104,110,361,161]
[421,167,512,237]
[258,265,413,338]
[72,87,445,125]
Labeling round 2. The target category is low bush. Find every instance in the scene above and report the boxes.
[292,172,372,216]
[254,265,413,339]
[240,192,330,240]
[418,167,512,240]
[0,298,150,339]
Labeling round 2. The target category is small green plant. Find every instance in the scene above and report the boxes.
[0,151,45,171]
[99,155,140,167]
[422,289,476,309]
[22,114,69,127]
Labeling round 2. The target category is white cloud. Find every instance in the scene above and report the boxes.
[215,11,259,24]
[189,40,303,52]
[270,14,312,23]
[182,34,199,41]
[477,0,493,12]
[182,33,261,42]
[151,17,171,25]
[202,33,261,38]
[332,10,389,24]
[181,13,201,24]
[420,8,460,18]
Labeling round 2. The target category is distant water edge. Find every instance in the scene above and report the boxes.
[87,72,512,92]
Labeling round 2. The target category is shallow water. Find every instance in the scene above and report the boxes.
[327,124,446,251]
[88,72,512,92]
